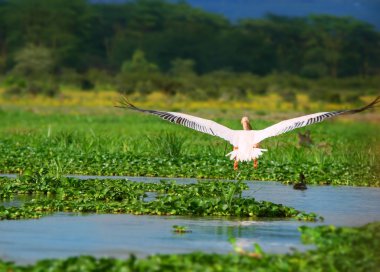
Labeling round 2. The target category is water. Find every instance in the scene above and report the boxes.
[1,174,380,264]
[2,195,32,208]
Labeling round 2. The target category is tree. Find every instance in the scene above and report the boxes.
[3,0,94,70]
[0,1,6,73]
[12,44,54,78]
[169,58,196,77]
[121,49,159,74]
[0,0,379,81]
[116,49,160,94]
[5,44,58,96]
[168,58,197,95]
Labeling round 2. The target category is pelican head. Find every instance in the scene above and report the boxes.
[241,116,252,130]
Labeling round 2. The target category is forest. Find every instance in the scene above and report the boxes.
[0,0,379,100]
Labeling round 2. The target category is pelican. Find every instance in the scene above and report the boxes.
[117,96,379,170]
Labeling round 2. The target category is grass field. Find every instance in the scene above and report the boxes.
[0,100,379,186]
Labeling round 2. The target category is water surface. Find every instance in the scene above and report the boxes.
[1,175,379,264]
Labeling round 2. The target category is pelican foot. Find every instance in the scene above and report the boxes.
[234,160,238,170]
[253,159,258,169]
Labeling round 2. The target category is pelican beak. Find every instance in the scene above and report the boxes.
[241,116,252,130]
[241,117,249,125]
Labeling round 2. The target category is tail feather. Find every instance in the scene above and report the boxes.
[226,148,267,162]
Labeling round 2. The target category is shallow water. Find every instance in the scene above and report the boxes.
[1,174,380,264]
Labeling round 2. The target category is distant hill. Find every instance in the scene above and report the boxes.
[91,0,380,29]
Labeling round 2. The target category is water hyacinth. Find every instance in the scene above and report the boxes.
[0,173,321,221]
[0,109,378,186]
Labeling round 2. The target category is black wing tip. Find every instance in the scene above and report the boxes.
[115,97,160,116]
[342,95,380,115]
[370,95,380,108]
[115,96,139,110]
[358,95,380,111]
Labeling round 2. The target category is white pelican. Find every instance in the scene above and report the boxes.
[117,96,379,170]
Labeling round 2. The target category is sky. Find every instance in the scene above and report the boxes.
[92,0,380,29]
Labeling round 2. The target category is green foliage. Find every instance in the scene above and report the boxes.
[2,0,93,68]
[84,68,113,90]
[167,58,198,95]
[116,49,161,94]
[12,44,54,77]
[121,49,159,74]
[172,225,191,233]
[298,223,380,271]
[0,0,379,89]
[170,59,196,77]
[119,69,380,101]
[146,131,186,158]
[4,44,59,96]
[0,172,319,220]
[0,110,378,186]
[0,222,378,271]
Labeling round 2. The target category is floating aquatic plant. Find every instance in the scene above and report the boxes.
[0,172,321,221]
[0,110,378,186]
[172,225,191,233]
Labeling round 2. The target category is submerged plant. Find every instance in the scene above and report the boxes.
[172,225,191,233]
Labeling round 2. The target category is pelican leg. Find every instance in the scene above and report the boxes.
[253,144,259,169]
[253,159,258,169]
[234,160,238,170]
[233,146,238,170]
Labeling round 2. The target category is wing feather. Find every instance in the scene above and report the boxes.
[255,96,380,143]
[117,97,235,143]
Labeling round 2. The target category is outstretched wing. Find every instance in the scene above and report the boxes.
[254,96,380,143]
[117,97,235,143]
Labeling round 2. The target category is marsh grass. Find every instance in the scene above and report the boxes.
[0,109,378,185]
[146,131,186,158]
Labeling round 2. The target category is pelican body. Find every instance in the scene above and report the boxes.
[227,129,266,167]
[117,96,379,170]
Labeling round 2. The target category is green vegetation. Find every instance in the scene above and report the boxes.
[172,225,192,233]
[0,171,319,221]
[0,222,378,271]
[0,0,379,100]
[3,44,59,97]
[0,1,378,270]
[0,109,378,186]
[1,0,378,76]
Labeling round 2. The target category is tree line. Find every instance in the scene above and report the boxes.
[0,0,379,100]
